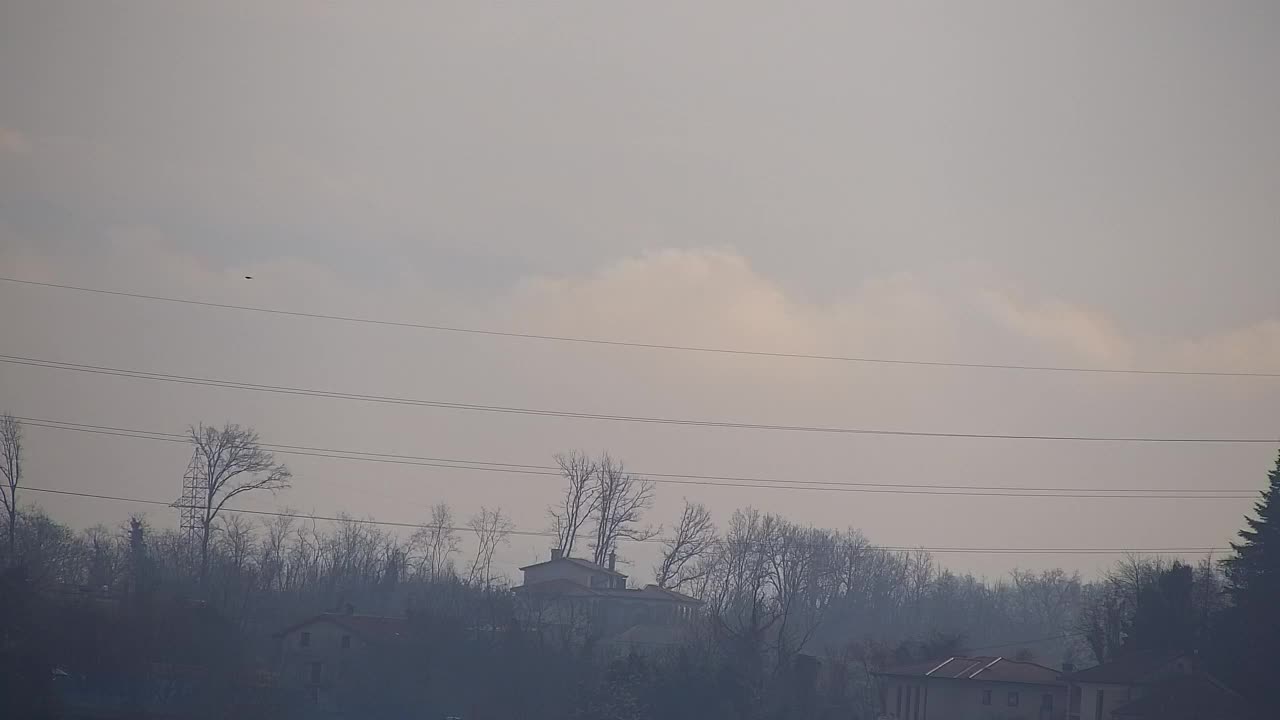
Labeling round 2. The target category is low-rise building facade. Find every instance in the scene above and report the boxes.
[1063,652,1251,720]
[273,609,410,713]
[514,550,700,647]
[875,655,1067,720]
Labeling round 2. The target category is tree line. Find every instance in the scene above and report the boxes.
[1,414,1277,718]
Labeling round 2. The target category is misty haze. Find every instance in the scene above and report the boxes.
[1,3,1278,719]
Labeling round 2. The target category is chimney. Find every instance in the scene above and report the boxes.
[551,548,564,561]
[608,551,616,572]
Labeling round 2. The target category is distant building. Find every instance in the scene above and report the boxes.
[514,549,700,648]
[1062,652,1252,720]
[873,655,1067,720]
[273,607,410,712]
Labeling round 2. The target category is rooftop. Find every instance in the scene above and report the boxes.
[1110,673,1253,720]
[1062,651,1188,685]
[878,656,1063,686]
[518,555,627,578]
[274,612,410,645]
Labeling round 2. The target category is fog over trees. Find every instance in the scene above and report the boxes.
[1,415,1275,718]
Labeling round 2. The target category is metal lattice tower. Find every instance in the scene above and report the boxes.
[175,450,207,552]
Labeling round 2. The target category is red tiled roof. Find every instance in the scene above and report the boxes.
[879,656,1062,686]
[518,555,627,578]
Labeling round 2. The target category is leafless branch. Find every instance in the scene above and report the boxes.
[589,454,656,566]
[188,422,291,585]
[547,451,598,557]
[1,413,22,562]
[466,506,512,588]
[654,499,717,590]
[411,502,460,581]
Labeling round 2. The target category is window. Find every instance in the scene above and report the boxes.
[1007,691,1019,707]
[299,631,311,648]
[913,686,921,720]
[1041,693,1053,712]
[904,687,912,719]
[1095,690,1104,720]
[982,689,992,705]
[896,685,902,717]
[309,662,322,684]
[341,634,351,649]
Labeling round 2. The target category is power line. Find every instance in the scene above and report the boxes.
[17,417,1260,499]
[20,416,1262,497]
[6,354,1279,445]
[16,485,1231,555]
[17,486,549,537]
[4,276,1277,379]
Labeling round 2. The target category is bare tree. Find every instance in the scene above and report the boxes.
[258,512,295,592]
[1010,568,1082,633]
[411,502,460,581]
[547,451,598,557]
[1,414,21,563]
[12,508,83,588]
[1076,581,1127,664]
[1109,554,1169,599]
[188,423,291,585]
[902,548,935,620]
[467,506,512,588]
[589,454,657,566]
[379,535,408,591]
[325,513,388,589]
[654,500,717,590]
[704,507,781,670]
[217,513,257,581]
[83,523,125,590]
[766,521,837,667]
[286,519,322,592]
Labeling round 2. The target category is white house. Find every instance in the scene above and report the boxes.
[514,549,700,646]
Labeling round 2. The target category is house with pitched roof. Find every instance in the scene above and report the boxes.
[514,549,700,648]
[1062,652,1252,720]
[873,655,1067,720]
[273,607,411,711]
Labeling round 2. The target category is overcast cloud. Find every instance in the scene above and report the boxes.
[2,1,1278,581]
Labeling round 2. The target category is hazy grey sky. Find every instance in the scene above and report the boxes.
[2,1,1278,582]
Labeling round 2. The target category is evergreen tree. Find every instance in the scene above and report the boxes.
[1214,451,1280,715]
[1125,562,1195,655]
[1224,452,1280,606]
